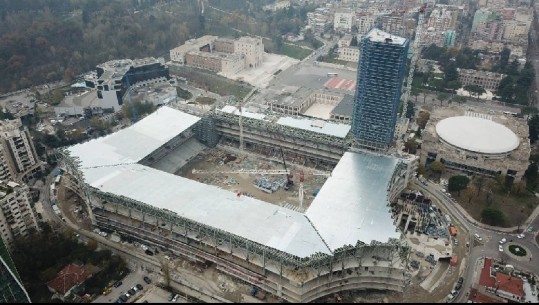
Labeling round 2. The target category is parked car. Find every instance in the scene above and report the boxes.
[114,281,123,288]
[168,293,175,302]
[128,288,136,295]
[172,294,179,302]
[457,277,464,285]
[119,295,128,302]
[143,276,152,284]
[517,233,525,239]
[455,283,462,290]
[499,245,504,252]
[499,238,507,244]
[136,284,143,290]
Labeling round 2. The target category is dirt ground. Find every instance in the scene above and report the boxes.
[452,177,538,228]
[57,182,92,230]
[176,147,328,210]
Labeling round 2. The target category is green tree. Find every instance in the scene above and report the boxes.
[499,47,510,70]
[524,162,538,190]
[448,175,470,195]
[350,35,358,47]
[464,84,485,101]
[529,115,539,144]
[436,92,450,106]
[481,208,506,226]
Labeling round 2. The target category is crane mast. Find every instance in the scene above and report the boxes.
[399,6,426,123]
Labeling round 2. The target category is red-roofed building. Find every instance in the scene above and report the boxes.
[495,273,525,302]
[477,257,525,302]
[46,263,95,300]
[468,288,507,303]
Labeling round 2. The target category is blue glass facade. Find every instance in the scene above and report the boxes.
[0,238,31,303]
[351,29,409,149]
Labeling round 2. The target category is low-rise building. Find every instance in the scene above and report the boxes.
[334,9,355,31]
[338,46,360,62]
[234,36,264,69]
[420,106,530,180]
[458,69,506,92]
[47,263,97,301]
[169,35,218,64]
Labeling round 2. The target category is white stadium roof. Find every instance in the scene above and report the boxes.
[67,106,402,257]
[435,116,519,154]
[277,117,351,138]
[68,106,200,168]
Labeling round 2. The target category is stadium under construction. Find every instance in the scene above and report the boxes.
[58,104,418,302]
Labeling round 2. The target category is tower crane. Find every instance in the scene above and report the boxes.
[398,6,426,133]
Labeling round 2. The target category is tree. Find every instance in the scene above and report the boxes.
[350,35,358,47]
[436,92,450,106]
[411,87,421,103]
[529,115,539,144]
[524,162,538,190]
[464,84,485,101]
[500,48,511,70]
[416,111,430,129]
[481,207,506,226]
[464,184,477,203]
[430,161,444,178]
[448,175,470,195]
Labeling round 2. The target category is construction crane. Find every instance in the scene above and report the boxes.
[238,103,244,154]
[399,5,426,128]
[279,147,294,190]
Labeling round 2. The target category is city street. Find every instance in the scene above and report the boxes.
[412,179,539,302]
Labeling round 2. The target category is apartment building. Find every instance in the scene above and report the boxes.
[334,9,355,31]
[378,14,406,37]
[0,181,39,250]
[356,14,376,35]
[0,119,42,183]
[458,69,506,92]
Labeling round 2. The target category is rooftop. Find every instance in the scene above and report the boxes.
[46,264,95,295]
[305,152,402,249]
[67,107,404,258]
[331,94,354,116]
[496,272,525,297]
[68,106,200,168]
[277,117,351,138]
[435,115,520,154]
[364,28,407,45]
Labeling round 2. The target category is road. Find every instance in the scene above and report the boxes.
[412,179,539,302]
[529,9,539,109]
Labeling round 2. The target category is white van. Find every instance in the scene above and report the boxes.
[474,233,482,241]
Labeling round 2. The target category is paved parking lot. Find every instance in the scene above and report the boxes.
[92,269,151,303]
[136,286,188,303]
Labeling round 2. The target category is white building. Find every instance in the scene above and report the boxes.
[169,35,218,64]
[334,10,355,31]
[0,181,40,250]
[0,119,42,183]
[338,46,360,62]
[263,0,291,11]
[234,36,264,69]
[356,15,376,35]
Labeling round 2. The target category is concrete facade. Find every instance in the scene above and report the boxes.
[0,119,42,183]
[338,46,360,62]
[0,181,40,250]
[458,69,506,92]
[334,10,355,31]
[169,35,218,64]
[234,37,264,69]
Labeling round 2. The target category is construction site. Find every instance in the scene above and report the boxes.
[57,102,422,303]
[51,7,468,303]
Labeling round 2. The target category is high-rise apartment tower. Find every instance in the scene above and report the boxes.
[351,28,409,150]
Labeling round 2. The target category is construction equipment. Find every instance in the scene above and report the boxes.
[399,6,427,127]
[279,147,294,190]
